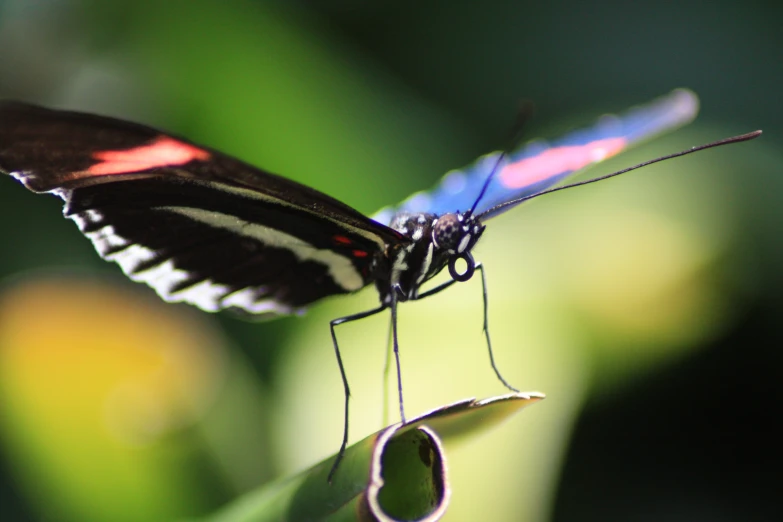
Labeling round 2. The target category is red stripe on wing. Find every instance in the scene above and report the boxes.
[88,136,211,175]
[499,137,628,189]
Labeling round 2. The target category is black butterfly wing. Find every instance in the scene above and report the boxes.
[0,101,407,317]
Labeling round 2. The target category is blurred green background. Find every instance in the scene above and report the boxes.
[0,0,780,521]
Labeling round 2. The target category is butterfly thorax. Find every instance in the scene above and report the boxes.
[375,210,485,304]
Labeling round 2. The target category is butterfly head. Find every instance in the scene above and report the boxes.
[432,210,485,282]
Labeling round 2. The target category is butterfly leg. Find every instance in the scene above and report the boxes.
[413,277,458,300]
[327,303,387,483]
[413,264,519,392]
[389,290,406,425]
[381,316,394,426]
[476,263,519,393]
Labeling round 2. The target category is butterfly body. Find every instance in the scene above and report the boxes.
[374,210,483,303]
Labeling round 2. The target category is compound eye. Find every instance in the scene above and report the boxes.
[433,214,462,252]
[449,251,475,282]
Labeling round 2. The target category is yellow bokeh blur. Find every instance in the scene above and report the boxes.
[0,275,266,521]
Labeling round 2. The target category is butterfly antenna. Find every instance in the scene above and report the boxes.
[478,130,762,219]
[469,100,535,214]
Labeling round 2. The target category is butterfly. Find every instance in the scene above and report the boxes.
[0,89,759,480]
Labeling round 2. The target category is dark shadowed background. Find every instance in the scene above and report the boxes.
[0,1,780,521]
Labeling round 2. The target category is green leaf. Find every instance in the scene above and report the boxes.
[203,392,544,522]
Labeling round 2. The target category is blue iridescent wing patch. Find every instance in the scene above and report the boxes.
[374,89,699,223]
